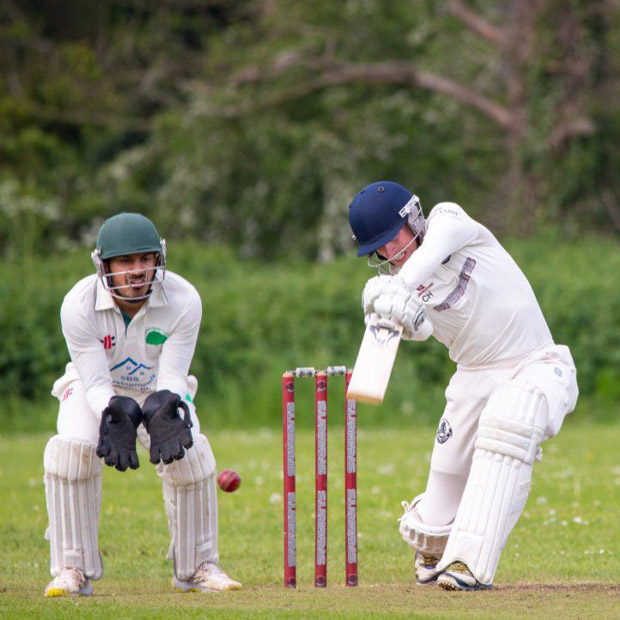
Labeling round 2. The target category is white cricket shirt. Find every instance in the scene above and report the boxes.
[399,203,553,366]
[56,271,202,419]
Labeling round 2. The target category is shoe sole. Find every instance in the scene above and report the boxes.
[173,579,242,593]
[416,576,439,586]
[44,584,93,598]
[175,585,222,593]
[438,577,491,592]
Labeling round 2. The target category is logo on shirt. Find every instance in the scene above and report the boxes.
[146,327,169,345]
[416,283,434,302]
[111,357,153,376]
[436,419,453,444]
[99,334,116,350]
[110,357,156,390]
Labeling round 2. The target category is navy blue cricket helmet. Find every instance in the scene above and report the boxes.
[348,181,425,257]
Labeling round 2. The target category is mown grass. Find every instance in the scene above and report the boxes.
[1,419,619,619]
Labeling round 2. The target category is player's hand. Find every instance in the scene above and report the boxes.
[142,390,193,465]
[361,275,393,315]
[96,396,142,471]
[370,276,431,340]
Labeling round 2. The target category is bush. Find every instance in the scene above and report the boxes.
[1,232,618,432]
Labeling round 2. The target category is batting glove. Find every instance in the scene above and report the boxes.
[372,276,431,340]
[361,275,393,316]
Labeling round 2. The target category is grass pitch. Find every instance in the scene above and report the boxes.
[1,421,619,619]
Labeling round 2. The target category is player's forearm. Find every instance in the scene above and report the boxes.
[85,381,116,421]
[156,342,197,399]
[67,347,116,420]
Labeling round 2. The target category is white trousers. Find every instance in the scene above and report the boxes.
[418,344,578,526]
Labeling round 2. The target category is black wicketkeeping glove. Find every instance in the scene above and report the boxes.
[142,389,193,465]
[96,396,143,471]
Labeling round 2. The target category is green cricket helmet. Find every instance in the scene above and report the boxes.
[92,212,166,301]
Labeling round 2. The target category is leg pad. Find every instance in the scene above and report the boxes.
[44,436,103,579]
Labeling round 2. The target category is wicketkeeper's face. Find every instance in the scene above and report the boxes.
[376,226,418,268]
[107,252,159,300]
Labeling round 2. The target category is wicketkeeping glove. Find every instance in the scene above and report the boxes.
[142,389,193,465]
[96,396,143,471]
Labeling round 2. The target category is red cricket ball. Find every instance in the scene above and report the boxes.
[217,469,241,493]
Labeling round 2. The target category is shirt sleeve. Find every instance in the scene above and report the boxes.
[156,286,202,399]
[398,202,480,289]
[60,297,115,420]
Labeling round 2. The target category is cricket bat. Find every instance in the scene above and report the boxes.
[347,319,404,405]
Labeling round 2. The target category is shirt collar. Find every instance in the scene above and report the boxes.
[95,278,116,311]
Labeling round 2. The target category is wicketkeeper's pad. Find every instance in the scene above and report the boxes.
[44,436,103,579]
[161,433,218,580]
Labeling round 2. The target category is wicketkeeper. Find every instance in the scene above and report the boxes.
[349,181,578,591]
[43,213,241,597]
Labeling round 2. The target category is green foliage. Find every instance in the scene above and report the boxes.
[1,232,619,432]
[2,1,620,260]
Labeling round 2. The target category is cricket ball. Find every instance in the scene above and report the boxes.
[217,469,241,493]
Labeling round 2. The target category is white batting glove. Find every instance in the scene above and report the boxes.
[402,313,433,341]
[371,276,431,341]
[361,275,393,315]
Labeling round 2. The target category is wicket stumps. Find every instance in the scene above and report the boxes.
[282,366,358,588]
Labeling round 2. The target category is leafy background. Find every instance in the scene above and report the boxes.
[1,1,619,430]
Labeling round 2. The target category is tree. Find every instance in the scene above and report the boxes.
[1,0,619,260]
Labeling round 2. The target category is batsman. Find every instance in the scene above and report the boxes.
[349,181,578,591]
[43,213,241,597]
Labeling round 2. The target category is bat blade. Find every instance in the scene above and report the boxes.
[347,321,403,405]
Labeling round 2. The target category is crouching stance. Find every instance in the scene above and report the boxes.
[43,213,240,597]
[349,181,578,590]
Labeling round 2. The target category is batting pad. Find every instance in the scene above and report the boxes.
[398,494,451,556]
[44,436,103,579]
[161,433,218,580]
[438,381,548,585]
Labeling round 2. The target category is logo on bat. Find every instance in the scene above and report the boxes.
[369,324,400,346]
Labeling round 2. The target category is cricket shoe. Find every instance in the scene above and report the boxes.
[437,562,492,592]
[414,552,441,586]
[44,567,93,598]
[174,562,242,593]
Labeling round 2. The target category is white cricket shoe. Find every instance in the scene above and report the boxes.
[437,562,492,591]
[44,567,93,598]
[414,552,441,586]
[174,562,242,593]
